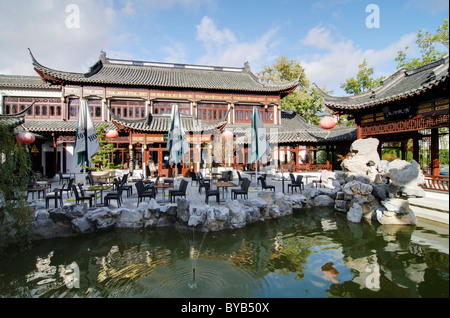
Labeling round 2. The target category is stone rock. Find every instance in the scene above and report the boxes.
[381,198,410,214]
[33,218,73,240]
[274,198,293,216]
[334,199,348,213]
[85,208,116,230]
[35,209,49,221]
[71,216,94,233]
[341,138,380,179]
[116,209,144,228]
[347,203,363,223]
[176,198,190,223]
[205,206,229,231]
[160,203,177,216]
[289,194,308,207]
[268,205,280,219]
[376,209,416,225]
[228,200,247,229]
[48,207,70,222]
[244,206,261,223]
[188,207,207,227]
[244,197,269,208]
[312,195,335,207]
[343,180,373,196]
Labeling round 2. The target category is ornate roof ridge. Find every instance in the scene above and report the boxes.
[29,49,300,94]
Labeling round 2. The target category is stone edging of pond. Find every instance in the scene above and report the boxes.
[32,191,308,240]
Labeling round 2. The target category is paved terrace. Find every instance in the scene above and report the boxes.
[27,171,449,225]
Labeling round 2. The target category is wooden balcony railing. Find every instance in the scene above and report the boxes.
[421,175,449,192]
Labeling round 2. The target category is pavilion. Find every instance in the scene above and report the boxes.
[318,56,449,191]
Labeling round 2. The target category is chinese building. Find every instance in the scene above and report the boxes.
[319,56,449,181]
[1,50,356,177]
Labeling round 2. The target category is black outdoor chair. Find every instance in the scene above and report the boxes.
[218,171,232,182]
[190,171,199,186]
[45,187,64,209]
[119,173,133,197]
[231,178,251,200]
[237,171,243,184]
[313,176,323,188]
[57,171,71,185]
[72,184,93,207]
[204,183,220,204]
[61,177,74,198]
[77,183,97,202]
[135,180,155,206]
[296,175,305,192]
[287,173,302,193]
[169,179,188,203]
[197,173,211,193]
[104,179,124,207]
[259,177,275,191]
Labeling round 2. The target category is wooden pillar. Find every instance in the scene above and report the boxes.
[356,125,362,139]
[52,133,58,177]
[326,144,330,169]
[401,141,407,160]
[413,133,419,163]
[431,128,440,177]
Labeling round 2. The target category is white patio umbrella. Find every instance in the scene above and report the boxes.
[74,99,100,187]
[166,104,189,182]
[250,107,271,187]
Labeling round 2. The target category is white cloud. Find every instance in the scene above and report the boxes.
[300,26,416,95]
[195,16,279,68]
[0,0,118,75]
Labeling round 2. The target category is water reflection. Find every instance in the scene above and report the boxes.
[0,208,448,298]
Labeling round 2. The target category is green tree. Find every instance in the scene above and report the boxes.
[0,123,33,253]
[340,58,385,95]
[395,19,449,69]
[258,55,326,124]
[91,123,121,170]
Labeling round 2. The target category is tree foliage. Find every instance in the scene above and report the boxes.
[0,123,34,252]
[395,19,449,69]
[258,55,326,124]
[340,58,385,95]
[91,123,121,170]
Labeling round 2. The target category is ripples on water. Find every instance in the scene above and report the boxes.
[0,207,448,298]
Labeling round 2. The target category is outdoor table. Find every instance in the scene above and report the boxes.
[154,183,172,203]
[215,182,237,201]
[211,172,222,182]
[27,183,50,200]
[87,185,112,206]
[301,174,320,185]
[243,171,257,183]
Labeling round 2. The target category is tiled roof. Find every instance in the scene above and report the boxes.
[0,74,59,90]
[111,111,228,133]
[29,49,299,94]
[318,56,449,111]
[226,110,356,144]
[22,120,116,134]
[113,108,356,143]
[0,102,34,127]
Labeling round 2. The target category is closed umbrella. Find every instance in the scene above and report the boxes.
[166,104,189,182]
[250,107,271,187]
[74,99,100,187]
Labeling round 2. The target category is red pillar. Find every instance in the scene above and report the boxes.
[431,128,440,177]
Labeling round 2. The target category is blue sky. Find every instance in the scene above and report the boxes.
[0,0,448,95]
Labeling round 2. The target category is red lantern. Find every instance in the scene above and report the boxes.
[17,132,35,144]
[319,116,338,130]
[222,130,233,140]
[105,130,119,139]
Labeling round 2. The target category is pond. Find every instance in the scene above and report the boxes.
[0,208,448,298]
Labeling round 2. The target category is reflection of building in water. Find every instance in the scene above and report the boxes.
[25,251,80,297]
